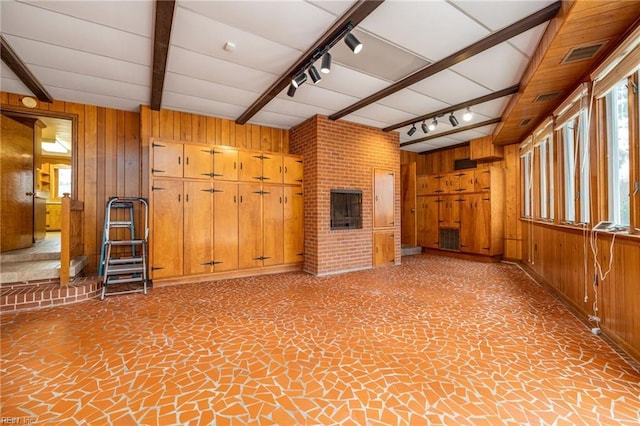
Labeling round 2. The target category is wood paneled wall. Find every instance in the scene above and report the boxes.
[1,93,289,273]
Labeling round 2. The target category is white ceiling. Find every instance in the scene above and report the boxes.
[0,0,555,153]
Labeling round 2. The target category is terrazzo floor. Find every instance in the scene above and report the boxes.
[1,254,639,425]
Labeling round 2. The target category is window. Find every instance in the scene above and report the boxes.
[578,109,590,223]
[537,136,554,219]
[562,121,576,222]
[57,167,72,198]
[606,79,630,226]
[522,152,533,218]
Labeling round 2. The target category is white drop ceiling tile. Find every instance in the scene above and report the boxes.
[379,89,449,116]
[164,73,257,107]
[340,115,393,130]
[167,47,277,93]
[317,64,389,99]
[1,1,152,65]
[250,110,306,129]
[330,29,430,81]
[451,0,556,31]
[401,142,437,153]
[275,84,358,113]
[0,76,32,97]
[48,87,141,111]
[351,103,415,126]
[264,97,335,120]
[359,0,488,61]
[410,69,490,105]
[179,0,338,51]
[450,43,528,91]
[172,7,298,75]
[469,97,512,119]
[509,24,548,56]
[162,92,246,121]
[20,0,154,37]
[306,0,356,17]
[3,35,151,87]
[30,65,149,103]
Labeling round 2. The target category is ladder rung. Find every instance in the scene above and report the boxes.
[108,221,134,227]
[105,276,146,285]
[108,257,144,264]
[107,240,145,246]
[110,202,134,208]
[105,264,145,274]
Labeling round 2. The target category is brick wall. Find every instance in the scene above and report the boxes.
[290,115,401,275]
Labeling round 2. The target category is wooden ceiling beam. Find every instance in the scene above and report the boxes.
[330,1,561,121]
[400,118,502,148]
[150,0,176,111]
[0,35,53,103]
[383,84,520,132]
[235,0,384,125]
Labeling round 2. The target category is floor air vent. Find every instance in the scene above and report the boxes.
[439,228,460,251]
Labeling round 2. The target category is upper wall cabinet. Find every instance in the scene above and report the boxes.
[238,150,284,183]
[212,146,238,181]
[283,155,304,185]
[151,141,184,177]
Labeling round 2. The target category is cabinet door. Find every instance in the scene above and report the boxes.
[46,204,62,231]
[374,169,395,228]
[424,197,440,249]
[460,194,491,254]
[283,155,304,185]
[373,231,395,266]
[263,185,284,266]
[238,151,263,182]
[426,175,444,195]
[475,168,491,192]
[184,144,213,179]
[441,173,458,194]
[438,195,460,229]
[184,181,213,275]
[151,179,183,278]
[238,183,263,268]
[456,170,475,193]
[416,176,429,196]
[213,146,238,181]
[151,141,183,177]
[262,153,283,184]
[284,186,304,263]
[213,182,238,271]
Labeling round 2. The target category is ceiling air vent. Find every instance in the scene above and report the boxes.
[519,118,532,127]
[562,42,606,64]
[533,92,561,103]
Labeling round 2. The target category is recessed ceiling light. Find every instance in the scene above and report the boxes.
[21,96,37,108]
[224,41,236,52]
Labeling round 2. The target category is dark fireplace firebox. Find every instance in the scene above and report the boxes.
[330,189,362,230]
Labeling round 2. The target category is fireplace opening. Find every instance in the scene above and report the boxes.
[330,189,362,230]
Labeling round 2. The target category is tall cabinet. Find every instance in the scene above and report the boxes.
[373,169,396,267]
[415,167,504,258]
[149,139,303,283]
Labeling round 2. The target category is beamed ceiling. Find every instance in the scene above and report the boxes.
[1,0,639,153]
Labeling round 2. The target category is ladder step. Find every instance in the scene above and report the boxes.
[110,202,134,208]
[107,240,145,246]
[108,221,134,227]
[106,276,146,285]
[105,264,145,274]
[108,257,144,265]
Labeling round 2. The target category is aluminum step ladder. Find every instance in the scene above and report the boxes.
[100,197,149,300]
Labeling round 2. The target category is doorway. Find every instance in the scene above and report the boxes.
[0,111,73,253]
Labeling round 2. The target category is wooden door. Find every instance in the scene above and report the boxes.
[213,181,238,271]
[401,162,417,246]
[238,150,263,182]
[284,186,304,263]
[238,183,263,268]
[460,194,491,254]
[475,168,491,192]
[424,197,440,249]
[456,170,475,193]
[373,231,395,266]
[374,169,395,228]
[283,155,304,185]
[262,153,283,184]
[416,196,427,247]
[263,185,284,266]
[439,195,460,228]
[1,114,34,252]
[184,144,213,179]
[184,181,213,275]
[150,179,183,278]
[151,141,183,177]
[213,146,238,181]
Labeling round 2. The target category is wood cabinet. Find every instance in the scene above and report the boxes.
[150,140,303,282]
[374,169,395,228]
[46,203,62,231]
[284,186,304,264]
[416,174,443,195]
[150,179,184,278]
[415,167,504,258]
[470,136,504,161]
[373,231,395,266]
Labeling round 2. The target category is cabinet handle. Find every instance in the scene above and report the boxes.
[178,156,181,165]
[178,194,181,202]
[280,196,282,204]
[284,196,288,203]
[240,195,243,203]
[186,194,189,202]
[186,157,189,165]
[234,195,237,203]
[234,161,237,170]
[284,166,288,173]
[240,162,243,170]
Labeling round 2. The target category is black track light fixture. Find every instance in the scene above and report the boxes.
[344,33,363,54]
[309,65,322,84]
[449,113,459,127]
[292,73,307,89]
[428,118,438,131]
[321,52,332,74]
[407,124,417,136]
[287,83,296,97]
[421,121,429,134]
